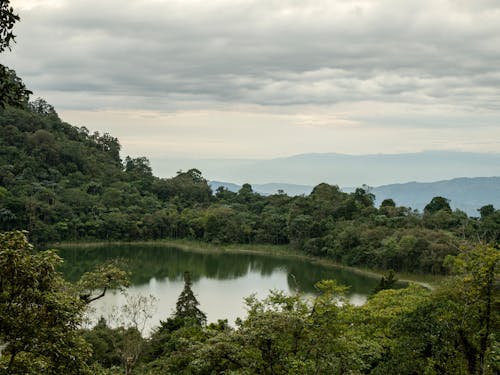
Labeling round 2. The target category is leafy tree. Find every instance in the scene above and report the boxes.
[0,231,130,374]
[0,1,31,108]
[174,281,357,374]
[380,198,396,208]
[0,231,91,374]
[479,204,495,219]
[81,317,123,370]
[0,66,31,108]
[0,0,18,53]
[448,245,499,374]
[424,196,452,214]
[27,98,59,118]
[153,169,212,207]
[372,245,499,374]
[353,186,375,208]
[354,284,432,373]
[77,260,130,303]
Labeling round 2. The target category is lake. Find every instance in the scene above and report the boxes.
[58,244,382,333]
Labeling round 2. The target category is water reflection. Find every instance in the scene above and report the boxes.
[57,244,382,331]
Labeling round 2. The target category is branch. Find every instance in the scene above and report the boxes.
[80,286,107,304]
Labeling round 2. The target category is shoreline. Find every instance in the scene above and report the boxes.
[49,239,443,289]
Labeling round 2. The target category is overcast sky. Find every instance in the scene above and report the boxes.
[5,0,500,159]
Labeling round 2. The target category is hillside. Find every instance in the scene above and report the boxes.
[1,103,499,275]
[0,103,211,244]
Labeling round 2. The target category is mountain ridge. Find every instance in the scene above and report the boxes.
[151,150,500,187]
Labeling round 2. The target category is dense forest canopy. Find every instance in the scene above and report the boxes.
[1,102,500,274]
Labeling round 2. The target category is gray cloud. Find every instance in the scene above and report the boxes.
[5,0,500,115]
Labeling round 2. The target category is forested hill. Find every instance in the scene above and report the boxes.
[0,102,212,244]
[1,103,499,274]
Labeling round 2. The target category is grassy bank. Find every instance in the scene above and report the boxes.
[50,239,445,289]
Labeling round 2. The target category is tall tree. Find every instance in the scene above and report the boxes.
[174,271,206,326]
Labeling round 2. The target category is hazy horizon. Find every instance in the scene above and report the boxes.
[6,0,500,167]
[147,150,500,187]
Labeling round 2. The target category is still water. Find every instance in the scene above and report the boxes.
[58,244,381,333]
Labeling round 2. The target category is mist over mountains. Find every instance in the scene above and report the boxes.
[370,177,500,216]
[150,151,500,187]
[210,177,500,217]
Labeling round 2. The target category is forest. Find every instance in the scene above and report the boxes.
[0,1,499,373]
[1,103,499,274]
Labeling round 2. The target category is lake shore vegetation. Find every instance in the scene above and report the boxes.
[1,231,498,374]
[1,101,499,275]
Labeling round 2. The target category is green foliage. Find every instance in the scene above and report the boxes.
[0,1,32,108]
[0,66,31,108]
[374,246,499,374]
[81,317,123,369]
[3,231,497,373]
[372,269,398,295]
[424,196,452,214]
[0,231,132,374]
[77,260,130,303]
[0,231,91,374]
[0,103,498,275]
[0,0,18,53]
[174,271,207,326]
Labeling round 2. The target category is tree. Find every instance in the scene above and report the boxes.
[0,231,130,374]
[353,187,375,208]
[373,245,499,374]
[0,0,18,53]
[0,66,31,108]
[448,245,499,374]
[478,204,495,219]
[110,293,156,375]
[77,260,130,303]
[424,196,452,214]
[0,1,31,108]
[0,231,91,374]
[174,271,207,326]
[154,169,212,207]
[190,281,356,374]
[380,198,396,208]
[81,317,123,370]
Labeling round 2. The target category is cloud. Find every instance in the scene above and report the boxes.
[3,0,498,116]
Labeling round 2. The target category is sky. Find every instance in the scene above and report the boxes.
[4,0,500,160]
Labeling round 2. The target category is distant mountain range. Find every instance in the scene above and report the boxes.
[151,151,500,187]
[209,177,500,217]
[370,177,500,216]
